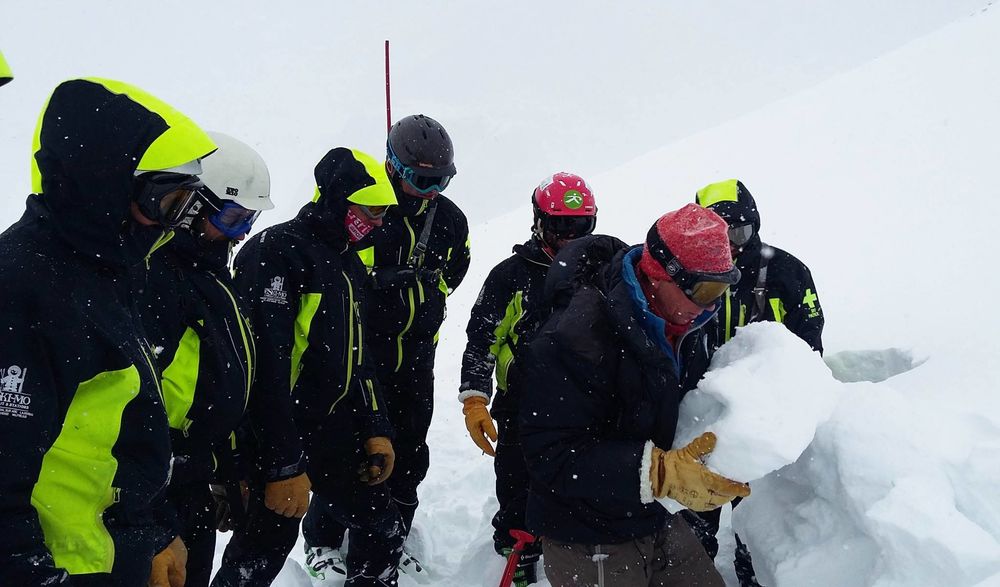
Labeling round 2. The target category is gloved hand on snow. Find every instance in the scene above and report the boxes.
[462,396,498,456]
[649,432,750,512]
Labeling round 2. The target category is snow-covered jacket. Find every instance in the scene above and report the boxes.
[519,235,718,545]
[459,238,550,415]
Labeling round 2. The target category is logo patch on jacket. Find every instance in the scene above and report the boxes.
[0,365,32,419]
[262,276,288,305]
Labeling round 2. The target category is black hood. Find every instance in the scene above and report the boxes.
[543,234,630,307]
[695,179,762,249]
[297,147,397,246]
[28,78,215,266]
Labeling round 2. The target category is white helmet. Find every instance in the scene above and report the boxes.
[201,131,273,211]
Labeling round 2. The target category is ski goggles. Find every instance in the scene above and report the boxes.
[387,144,452,196]
[543,214,596,239]
[356,204,389,220]
[207,200,261,239]
[645,225,741,307]
[134,172,205,230]
[727,223,754,247]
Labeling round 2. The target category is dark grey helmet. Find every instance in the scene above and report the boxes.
[387,114,456,178]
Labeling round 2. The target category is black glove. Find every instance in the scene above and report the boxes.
[209,484,233,532]
[371,266,442,290]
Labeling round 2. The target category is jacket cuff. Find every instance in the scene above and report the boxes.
[266,452,307,482]
[458,389,490,403]
[639,440,655,505]
[364,412,396,441]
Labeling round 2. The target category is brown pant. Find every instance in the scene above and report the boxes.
[542,514,725,587]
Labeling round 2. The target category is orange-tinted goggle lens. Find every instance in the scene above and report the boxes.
[360,205,389,220]
[687,280,731,307]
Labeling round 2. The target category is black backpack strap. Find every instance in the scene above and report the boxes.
[408,199,439,267]
[750,252,770,323]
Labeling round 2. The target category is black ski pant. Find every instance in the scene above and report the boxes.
[383,367,434,534]
[210,480,301,587]
[167,478,217,587]
[302,490,404,586]
[301,422,405,587]
[309,367,434,543]
[491,413,535,554]
[683,497,762,587]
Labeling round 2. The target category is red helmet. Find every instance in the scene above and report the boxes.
[532,172,597,217]
[531,173,598,253]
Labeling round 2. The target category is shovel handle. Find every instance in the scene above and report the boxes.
[498,530,537,587]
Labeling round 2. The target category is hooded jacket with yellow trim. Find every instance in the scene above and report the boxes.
[233,148,394,482]
[138,227,256,486]
[0,78,214,584]
[696,180,824,353]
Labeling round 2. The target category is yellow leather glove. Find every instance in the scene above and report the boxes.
[462,396,498,457]
[360,436,395,485]
[264,472,311,518]
[148,536,187,587]
[650,432,751,512]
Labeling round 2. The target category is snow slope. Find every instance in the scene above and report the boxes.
[420,7,1000,587]
[2,1,999,586]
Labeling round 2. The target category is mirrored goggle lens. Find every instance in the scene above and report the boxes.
[388,145,452,196]
[687,280,731,307]
[210,202,260,238]
[728,224,754,247]
[547,215,596,238]
[160,188,200,229]
[359,204,389,220]
[406,173,451,195]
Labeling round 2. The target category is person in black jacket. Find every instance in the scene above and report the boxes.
[0,77,216,586]
[692,179,825,587]
[138,132,271,587]
[215,147,400,587]
[303,115,470,578]
[697,179,823,353]
[459,172,597,585]
[519,204,751,586]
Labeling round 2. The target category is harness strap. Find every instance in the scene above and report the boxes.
[750,253,770,323]
[408,199,439,267]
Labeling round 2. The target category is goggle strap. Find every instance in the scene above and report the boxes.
[646,225,740,287]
